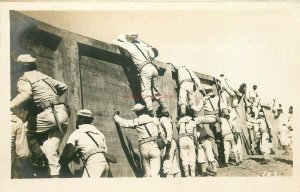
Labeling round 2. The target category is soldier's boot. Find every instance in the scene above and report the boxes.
[49,175,60,178]
[224,152,230,166]
[144,96,153,115]
[238,153,243,164]
[190,165,196,177]
[157,97,168,114]
[200,163,208,177]
[180,104,187,118]
[183,165,190,177]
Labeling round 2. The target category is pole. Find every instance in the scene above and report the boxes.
[50,103,64,136]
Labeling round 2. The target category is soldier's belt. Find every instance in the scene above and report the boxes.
[139,136,157,145]
[36,98,63,111]
[83,147,105,162]
[260,130,268,133]
[204,110,219,115]
[178,133,193,139]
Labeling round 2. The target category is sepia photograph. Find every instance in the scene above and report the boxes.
[1,1,300,192]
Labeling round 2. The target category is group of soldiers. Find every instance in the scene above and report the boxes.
[10,33,293,178]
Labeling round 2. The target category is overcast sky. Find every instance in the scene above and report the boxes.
[21,6,300,110]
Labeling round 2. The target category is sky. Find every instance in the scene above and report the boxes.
[21,6,300,111]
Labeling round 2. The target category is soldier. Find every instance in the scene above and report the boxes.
[176,65,205,117]
[10,54,69,178]
[59,109,110,178]
[245,85,260,120]
[156,107,181,177]
[276,106,290,155]
[112,33,168,117]
[287,106,293,149]
[194,87,221,173]
[220,117,239,167]
[195,124,217,176]
[246,112,260,153]
[257,113,271,164]
[11,111,32,178]
[177,111,197,177]
[114,103,161,177]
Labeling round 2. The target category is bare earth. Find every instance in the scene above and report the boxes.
[216,150,293,177]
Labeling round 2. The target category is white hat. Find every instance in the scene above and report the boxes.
[131,103,145,112]
[17,54,36,63]
[77,109,93,118]
[126,32,138,37]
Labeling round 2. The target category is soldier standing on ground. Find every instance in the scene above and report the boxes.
[10,54,69,178]
[114,104,161,177]
[11,111,32,178]
[156,107,181,177]
[59,109,110,178]
[177,110,197,177]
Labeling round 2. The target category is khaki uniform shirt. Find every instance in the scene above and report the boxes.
[67,124,107,155]
[11,70,67,109]
[112,35,156,69]
[114,114,160,141]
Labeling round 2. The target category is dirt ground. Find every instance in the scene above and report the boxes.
[216,150,293,177]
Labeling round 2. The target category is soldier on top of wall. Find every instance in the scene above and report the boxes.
[10,54,69,178]
[112,33,168,117]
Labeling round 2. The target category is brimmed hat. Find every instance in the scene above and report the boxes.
[17,54,36,63]
[131,103,146,112]
[77,109,94,118]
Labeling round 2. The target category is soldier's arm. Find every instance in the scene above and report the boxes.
[59,132,77,166]
[102,134,108,153]
[10,78,32,109]
[160,119,173,142]
[51,78,68,96]
[114,115,138,128]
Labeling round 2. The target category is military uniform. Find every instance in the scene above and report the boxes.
[114,105,161,177]
[112,34,168,114]
[66,123,109,178]
[177,66,203,116]
[11,113,31,178]
[220,117,239,165]
[193,91,219,175]
[10,54,68,177]
[245,88,260,119]
[177,116,197,177]
[158,116,180,177]
[258,118,270,163]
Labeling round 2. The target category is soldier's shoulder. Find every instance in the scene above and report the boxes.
[138,114,153,125]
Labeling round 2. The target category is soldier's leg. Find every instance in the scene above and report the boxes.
[140,69,154,113]
[179,87,188,117]
[149,143,161,177]
[179,138,189,177]
[203,140,217,174]
[189,147,196,177]
[223,140,231,165]
[197,144,208,176]
[40,129,62,177]
[139,144,151,177]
